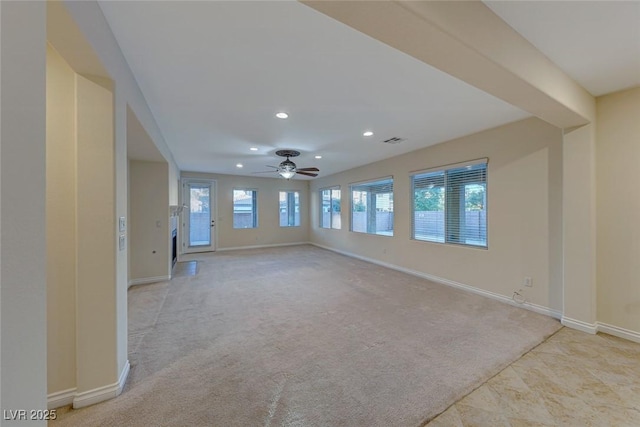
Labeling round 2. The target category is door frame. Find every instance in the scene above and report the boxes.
[181,178,217,254]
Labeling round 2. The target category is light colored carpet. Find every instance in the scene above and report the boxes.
[53,245,561,426]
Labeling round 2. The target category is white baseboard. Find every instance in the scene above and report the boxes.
[311,243,562,320]
[128,275,171,288]
[72,360,130,409]
[117,359,130,395]
[598,322,640,344]
[48,388,76,409]
[561,316,598,334]
[217,242,310,252]
[311,243,640,341]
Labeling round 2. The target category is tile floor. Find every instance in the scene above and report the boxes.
[428,328,640,426]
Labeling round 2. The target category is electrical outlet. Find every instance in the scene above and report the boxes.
[523,276,533,287]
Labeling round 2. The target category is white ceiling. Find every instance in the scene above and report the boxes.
[99,1,639,179]
[485,1,640,97]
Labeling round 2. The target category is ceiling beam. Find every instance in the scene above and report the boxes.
[302,0,595,128]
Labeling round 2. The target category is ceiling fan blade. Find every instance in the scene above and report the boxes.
[297,167,319,172]
[296,171,318,177]
[252,171,277,174]
[265,165,279,169]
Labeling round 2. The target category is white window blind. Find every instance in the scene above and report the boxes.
[412,160,487,247]
[350,177,394,236]
[412,171,445,243]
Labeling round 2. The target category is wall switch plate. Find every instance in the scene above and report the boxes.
[119,234,126,251]
[523,276,533,287]
[119,217,126,232]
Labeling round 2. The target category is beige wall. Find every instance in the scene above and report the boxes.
[45,58,120,405]
[181,172,310,250]
[129,160,170,282]
[46,44,77,395]
[53,1,181,387]
[310,117,564,313]
[562,124,597,328]
[43,1,185,406]
[46,14,125,407]
[1,1,48,417]
[75,73,119,396]
[596,87,640,332]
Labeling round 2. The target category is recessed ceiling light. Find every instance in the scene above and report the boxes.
[236,163,243,168]
[315,155,322,159]
[250,147,258,151]
[363,131,374,137]
[275,112,289,119]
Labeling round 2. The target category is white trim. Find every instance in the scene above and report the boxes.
[48,388,76,409]
[349,175,393,188]
[116,359,130,395]
[217,242,310,252]
[409,157,489,176]
[128,275,171,288]
[311,243,562,320]
[72,360,130,409]
[597,322,640,344]
[561,316,598,334]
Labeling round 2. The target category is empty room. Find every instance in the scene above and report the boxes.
[2,1,640,426]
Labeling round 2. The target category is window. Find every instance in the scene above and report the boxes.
[233,189,258,229]
[412,160,487,247]
[279,191,300,227]
[320,187,341,229]
[350,177,394,236]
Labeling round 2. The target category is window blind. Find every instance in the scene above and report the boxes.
[412,161,487,247]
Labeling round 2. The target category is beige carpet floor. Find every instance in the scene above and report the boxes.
[52,245,561,426]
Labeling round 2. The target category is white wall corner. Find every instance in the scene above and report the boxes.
[561,316,598,334]
[72,360,130,409]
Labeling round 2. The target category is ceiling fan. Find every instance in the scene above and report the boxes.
[254,149,319,179]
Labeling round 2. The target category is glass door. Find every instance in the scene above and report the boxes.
[183,180,216,253]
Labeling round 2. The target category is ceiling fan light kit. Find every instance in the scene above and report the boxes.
[253,149,319,179]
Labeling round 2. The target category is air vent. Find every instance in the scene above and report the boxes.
[382,137,405,144]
